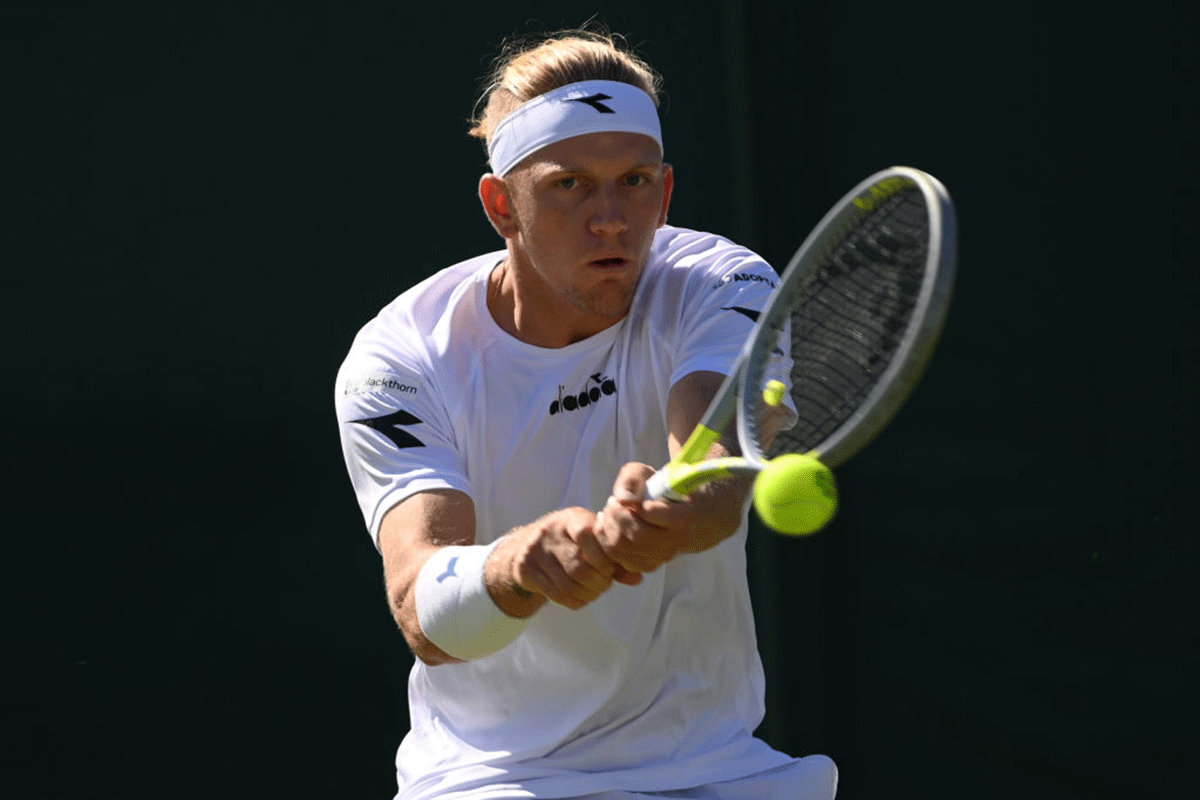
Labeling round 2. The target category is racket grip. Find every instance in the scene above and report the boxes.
[644,469,685,502]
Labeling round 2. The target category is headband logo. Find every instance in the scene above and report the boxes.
[569,93,616,114]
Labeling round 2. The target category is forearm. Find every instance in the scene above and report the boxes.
[673,416,753,552]
[663,370,753,552]
[396,539,541,666]
[382,494,619,665]
[677,472,753,553]
[381,490,539,665]
[389,561,462,666]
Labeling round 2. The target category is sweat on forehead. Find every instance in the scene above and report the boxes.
[487,80,664,177]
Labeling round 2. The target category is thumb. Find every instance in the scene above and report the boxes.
[613,484,640,504]
[612,462,654,505]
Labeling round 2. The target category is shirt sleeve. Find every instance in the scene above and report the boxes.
[670,241,781,386]
[334,358,470,550]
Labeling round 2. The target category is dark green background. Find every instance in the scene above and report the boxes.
[9,2,1196,798]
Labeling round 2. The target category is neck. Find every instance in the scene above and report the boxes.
[486,255,623,348]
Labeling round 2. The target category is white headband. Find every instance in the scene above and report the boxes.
[487,80,663,176]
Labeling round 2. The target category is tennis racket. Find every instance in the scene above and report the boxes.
[644,165,957,502]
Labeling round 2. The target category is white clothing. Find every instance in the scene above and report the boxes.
[335,226,831,799]
[413,755,837,799]
[565,753,836,798]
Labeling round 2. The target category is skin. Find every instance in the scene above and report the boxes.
[378,131,750,665]
[479,131,673,347]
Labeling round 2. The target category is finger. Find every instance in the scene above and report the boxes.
[571,528,618,579]
[611,462,655,506]
[511,559,558,602]
[596,500,685,574]
[613,565,644,586]
[542,545,616,608]
[627,494,690,528]
[599,494,662,542]
[511,543,592,606]
[533,564,593,610]
[593,496,635,553]
[559,555,614,597]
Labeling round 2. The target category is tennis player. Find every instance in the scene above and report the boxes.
[335,30,837,800]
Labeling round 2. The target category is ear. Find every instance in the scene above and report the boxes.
[658,163,675,227]
[479,174,520,239]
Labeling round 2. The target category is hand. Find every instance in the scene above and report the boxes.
[592,463,697,573]
[490,507,641,612]
[594,461,751,573]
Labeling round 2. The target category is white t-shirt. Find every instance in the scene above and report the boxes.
[336,226,794,799]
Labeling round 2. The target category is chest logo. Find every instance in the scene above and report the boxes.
[549,373,617,416]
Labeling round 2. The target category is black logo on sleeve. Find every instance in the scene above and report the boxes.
[351,408,425,450]
[714,273,777,290]
[549,373,617,415]
[723,306,761,323]
[569,93,615,113]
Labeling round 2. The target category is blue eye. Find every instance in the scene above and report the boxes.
[557,177,579,190]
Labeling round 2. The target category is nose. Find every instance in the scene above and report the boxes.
[589,185,628,237]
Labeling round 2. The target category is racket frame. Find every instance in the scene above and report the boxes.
[740,166,957,470]
[645,166,957,500]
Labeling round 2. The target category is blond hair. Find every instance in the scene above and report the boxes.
[469,30,663,146]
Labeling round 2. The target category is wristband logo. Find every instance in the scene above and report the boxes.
[436,556,459,583]
[549,373,617,416]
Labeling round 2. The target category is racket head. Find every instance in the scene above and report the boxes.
[739,166,957,469]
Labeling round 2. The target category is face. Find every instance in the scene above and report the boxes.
[482,131,674,340]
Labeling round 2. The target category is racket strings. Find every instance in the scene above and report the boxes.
[753,189,929,459]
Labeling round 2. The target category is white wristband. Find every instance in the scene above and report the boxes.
[414,540,533,661]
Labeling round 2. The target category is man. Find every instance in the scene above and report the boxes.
[335,30,836,800]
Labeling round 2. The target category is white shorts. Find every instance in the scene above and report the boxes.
[565,755,838,800]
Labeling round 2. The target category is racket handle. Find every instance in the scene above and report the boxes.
[645,457,754,501]
[644,469,684,502]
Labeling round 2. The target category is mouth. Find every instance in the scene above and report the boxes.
[589,256,629,268]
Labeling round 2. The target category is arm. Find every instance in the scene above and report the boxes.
[593,370,753,573]
[660,369,754,550]
[379,488,637,666]
[378,488,481,666]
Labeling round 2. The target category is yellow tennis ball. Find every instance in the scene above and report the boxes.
[753,454,838,535]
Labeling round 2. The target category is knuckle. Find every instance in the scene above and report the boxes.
[563,559,595,583]
[509,557,533,584]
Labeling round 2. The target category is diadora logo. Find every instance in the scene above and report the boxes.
[568,92,616,113]
[724,306,761,323]
[351,408,425,450]
[549,373,617,415]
